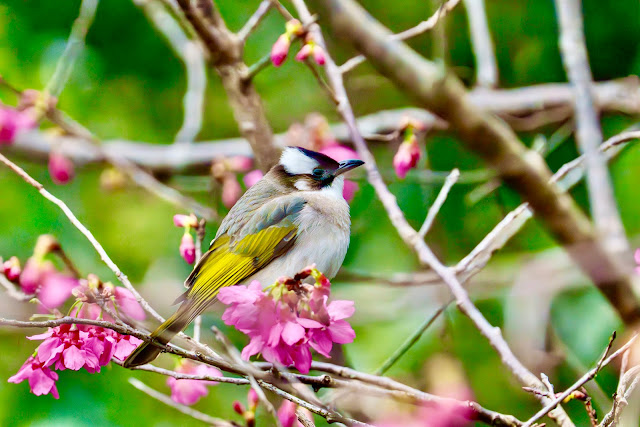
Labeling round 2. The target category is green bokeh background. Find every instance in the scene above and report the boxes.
[1,0,640,425]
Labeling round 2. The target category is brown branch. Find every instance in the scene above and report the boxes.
[554,0,628,255]
[172,0,279,171]
[8,78,640,173]
[237,0,272,42]
[310,0,640,326]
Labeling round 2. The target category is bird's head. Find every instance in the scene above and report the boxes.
[274,146,364,195]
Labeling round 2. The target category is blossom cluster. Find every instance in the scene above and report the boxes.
[2,235,79,311]
[8,276,145,398]
[219,265,356,374]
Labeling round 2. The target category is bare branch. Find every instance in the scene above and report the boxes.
[339,0,463,74]
[554,0,629,255]
[45,0,98,98]
[419,168,460,238]
[136,0,207,143]
[522,334,638,427]
[238,0,272,42]
[463,0,498,87]
[0,274,33,301]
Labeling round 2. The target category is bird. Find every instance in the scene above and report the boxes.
[123,146,364,368]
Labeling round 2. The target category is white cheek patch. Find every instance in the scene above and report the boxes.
[280,148,319,175]
[294,179,313,191]
[323,175,345,199]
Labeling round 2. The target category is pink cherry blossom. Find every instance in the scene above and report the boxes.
[48,152,75,185]
[219,269,356,374]
[180,232,196,264]
[295,43,313,62]
[228,156,253,172]
[19,258,78,309]
[243,169,264,188]
[3,256,21,281]
[112,287,146,321]
[313,45,326,65]
[277,400,314,427]
[28,324,101,372]
[271,34,291,67]
[393,136,421,179]
[173,213,198,228]
[222,175,242,208]
[167,360,223,405]
[0,106,36,145]
[8,356,59,398]
[634,249,640,275]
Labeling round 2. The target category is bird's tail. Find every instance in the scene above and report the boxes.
[123,301,201,368]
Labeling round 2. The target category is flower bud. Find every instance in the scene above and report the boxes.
[34,235,60,258]
[0,106,36,145]
[173,213,199,229]
[312,45,326,65]
[48,152,75,185]
[243,170,263,188]
[271,34,291,67]
[222,175,242,209]
[247,388,259,411]
[232,400,246,416]
[3,256,21,281]
[295,43,313,62]
[393,134,421,179]
[180,232,196,264]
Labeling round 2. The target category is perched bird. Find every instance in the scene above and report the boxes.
[124,146,364,368]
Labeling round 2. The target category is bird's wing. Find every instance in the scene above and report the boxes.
[178,196,306,310]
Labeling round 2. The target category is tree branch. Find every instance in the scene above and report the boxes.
[463,0,498,87]
[554,0,629,255]
[309,0,640,326]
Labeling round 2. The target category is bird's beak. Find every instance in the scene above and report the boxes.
[336,159,365,176]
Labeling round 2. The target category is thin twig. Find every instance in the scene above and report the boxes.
[45,0,99,98]
[418,168,459,238]
[374,303,448,375]
[128,378,235,426]
[0,153,165,323]
[0,274,33,301]
[463,0,498,87]
[238,0,272,42]
[135,0,207,143]
[522,334,638,427]
[554,0,628,255]
[339,0,462,74]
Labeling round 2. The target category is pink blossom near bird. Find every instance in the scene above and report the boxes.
[166,360,223,405]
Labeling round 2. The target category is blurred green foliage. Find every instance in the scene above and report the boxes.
[1,0,640,425]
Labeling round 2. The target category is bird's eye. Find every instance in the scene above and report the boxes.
[312,168,324,178]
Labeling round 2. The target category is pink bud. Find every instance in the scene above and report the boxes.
[243,169,263,188]
[3,256,21,281]
[0,107,36,145]
[313,45,326,65]
[271,34,291,67]
[393,136,421,179]
[232,401,246,416]
[247,388,259,411]
[179,233,196,264]
[295,43,313,62]
[228,156,253,173]
[173,213,198,229]
[222,175,242,209]
[48,152,75,185]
